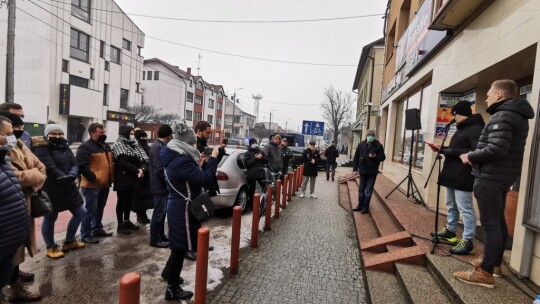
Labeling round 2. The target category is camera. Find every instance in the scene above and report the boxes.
[222,138,228,145]
[203,147,214,155]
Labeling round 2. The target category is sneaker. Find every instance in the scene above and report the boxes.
[453,266,495,288]
[185,251,197,261]
[165,285,193,301]
[299,193,305,198]
[46,245,65,259]
[81,236,99,244]
[471,256,502,278]
[124,221,140,230]
[92,229,113,237]
[7,282,43,302]
[430,227,458,244]
[310,194,317,199]
[62,240,86,252]
[450,239,474,255]
[17,270,34,283]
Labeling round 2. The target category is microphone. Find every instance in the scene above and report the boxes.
[445,118,456,129]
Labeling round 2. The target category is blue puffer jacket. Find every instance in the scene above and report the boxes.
[0,159,29,252]
[160,147,219,252]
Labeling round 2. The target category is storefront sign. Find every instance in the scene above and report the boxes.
[382,71,407,102]
[233,123,242,128]
[435,91,476,138]
[106,110,135,122]
[59,84,70,115]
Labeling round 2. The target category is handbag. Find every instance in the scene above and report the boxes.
[165,172,215,222]
[30,189,53,218]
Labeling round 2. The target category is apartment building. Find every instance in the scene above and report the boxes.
[0,0,144,142]
[224,98,256,139]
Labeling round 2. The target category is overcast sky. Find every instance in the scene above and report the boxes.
[116,0,387,133]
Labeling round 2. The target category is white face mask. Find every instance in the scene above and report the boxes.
[0,135,17,150]
[130,135,136,140]
[250,144,258,149]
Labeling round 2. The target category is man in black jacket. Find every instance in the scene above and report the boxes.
[352,130,386,214]
[280,138,293,175]
[431,100,484,255]
[455,79,534,288]
[323,141,340,181]
[244,138,267,211]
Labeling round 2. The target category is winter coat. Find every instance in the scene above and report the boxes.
[324,145,340,164]
[76,139,114,189]
[302,148,320,177]
[149,139,168,196]
[0,160,29,253]
[244,146,268,180]
[113,153,148,191]
[263,141,283,173]
[32,137,84,212]
[281,145,293,174]
[160,147,219,252]
[352,140,386,176]
[438,114,485,191]
[7,140,46,264]
[468,97,535,185]
[132,143,153,212]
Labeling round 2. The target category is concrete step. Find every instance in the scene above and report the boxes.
[362,231,413,253]
[365,271,412,304]
[338,182,352,213]
[364,246,425,272]
[395,263,452,304]
[369,194,402,236]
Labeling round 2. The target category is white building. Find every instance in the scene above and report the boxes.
[0,0,144,142]
[224,98,256,139]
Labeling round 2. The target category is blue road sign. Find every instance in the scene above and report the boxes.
[301,120,325,136]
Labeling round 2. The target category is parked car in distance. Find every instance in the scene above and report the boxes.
[289,147,326,171]
[260,138,269,148]
[226,139,248,150]
[211,149,249,212]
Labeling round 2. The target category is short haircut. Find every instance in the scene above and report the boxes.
[0,111,23,126]
[158,124,173,138]
[88,123,104,134]
[273,135,281,140]
[0,115,12,132]
[194,121,211,132]
[492,79,518,98]
[0,103,23,111]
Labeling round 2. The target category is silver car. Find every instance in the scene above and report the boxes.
[211,149,249,212]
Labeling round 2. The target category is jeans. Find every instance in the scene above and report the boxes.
[474,178,509,274]
[325,162,337,180]
[81,187,110,238]
[150,195,168,244]
[301,176,316,194]
[445,187,476,241]
[357,174,377,210]
[41,204,87,248]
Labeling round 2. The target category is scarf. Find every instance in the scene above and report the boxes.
[112,135,149,163]
[167,138,201,163]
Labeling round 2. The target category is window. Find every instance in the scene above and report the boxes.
[187,92,194,103]
[120,89,129,109]
[110,46,120,64]
[71,0,90,23]
[234,116,241,123]
[137,46,142,56]
[104,61,109,71]
[196,82,203,90]
[142,71,145,80]
[185,110,193,121]
[147,71,152,80]
[70,28,89,62]
[208,99,214,109]
[195,96,203,104]
[207,115,213,124]
[217,103,223,111]
[194,112,202,121]
[103,83,108,106]
[218,92,223,98]
[189,80,193,87]
[90,68,94,80]
[100,40,105,58]
[154,71,159,80]
[216,117,221,125]
[214,132,220,143]
[122,38,131,51]
[136,82,141,93]
[69,75,88,88]
[211,90,214,96]
[62,60,69,72]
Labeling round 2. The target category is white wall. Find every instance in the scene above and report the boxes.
[142,61,186,118]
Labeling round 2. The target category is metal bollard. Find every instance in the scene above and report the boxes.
[230,206,242,275]
[288,173,294,201]
[251,193,261,248]
[119,272,140,304]
[282,175,288,209]
[274,180,281,219]
[264,186,272,231]
[194,227,210,304]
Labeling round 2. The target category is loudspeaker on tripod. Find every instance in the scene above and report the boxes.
[405,108,422,130]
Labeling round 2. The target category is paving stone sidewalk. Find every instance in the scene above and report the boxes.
[208,169,369,304]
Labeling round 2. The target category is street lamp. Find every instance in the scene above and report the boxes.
[284,118,291,133]
[268,109,276,133]
[231,88,243,138]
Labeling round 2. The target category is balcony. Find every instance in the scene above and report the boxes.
[430,0,492,30]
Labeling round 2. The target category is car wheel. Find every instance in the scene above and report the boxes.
[234,188,248,212]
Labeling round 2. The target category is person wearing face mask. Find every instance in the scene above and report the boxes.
[0,103,32,148]
[0,112,45,302]
[32,124,86,259]
[300,140,321,199]
[244,138,268,211]
[132,129,152,224]
[322,141,340,181]
[0,115,30,304]
[352,130,386,214]
[76,123,115,244]
[112,126,149,235]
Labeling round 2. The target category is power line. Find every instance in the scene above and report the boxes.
[236,93,319,106]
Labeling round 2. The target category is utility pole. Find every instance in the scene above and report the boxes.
[6,0,16,103]
[197,54,201,76]
[269,112,272,133]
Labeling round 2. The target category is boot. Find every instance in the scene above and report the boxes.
[7,281,42,302]
[62,240,86,252]
[331,173,335,181]
[165,285,193,301]
[17,270,34,283]
[46,245,65,259]
[117,222,131,235]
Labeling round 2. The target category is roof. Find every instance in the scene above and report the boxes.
[226,98,254,116]
[144,58,190,78]
[352,38,385,91]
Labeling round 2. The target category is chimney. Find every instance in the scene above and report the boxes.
[187,68,191,75]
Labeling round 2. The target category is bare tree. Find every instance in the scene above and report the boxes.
[321,86,354,143]
[251,123,270,142]
[124,105,161,125]
[157,113,182,126]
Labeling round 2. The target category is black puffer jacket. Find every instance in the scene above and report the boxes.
[468,97,535,185]
[353,140,386,175]
[245,146,268,180]
[32,137,84,212]
[324,145,340,164]
[438,114,485,191]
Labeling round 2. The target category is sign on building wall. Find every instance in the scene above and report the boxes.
[435,91,476,138]
[59,84,70,115]
[106,111,135,123]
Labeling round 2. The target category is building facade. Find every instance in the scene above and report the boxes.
[224,98,256,139]
[379,0,540,284]
[0,0,144,142]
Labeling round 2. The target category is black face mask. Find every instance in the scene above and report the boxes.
[48,137,66,146]
[97,135,107,143]
[138,139,148,146]
[13,130,24,139]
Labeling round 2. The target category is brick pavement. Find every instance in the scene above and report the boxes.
[208,169,369,304]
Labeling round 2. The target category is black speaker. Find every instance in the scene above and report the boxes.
[405,108,421,130]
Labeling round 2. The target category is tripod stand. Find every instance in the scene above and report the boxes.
[385,130,425,205]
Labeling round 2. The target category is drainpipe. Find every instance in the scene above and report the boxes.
[367,54,375,131]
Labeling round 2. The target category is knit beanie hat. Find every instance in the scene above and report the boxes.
[249,138,257,146]
[366,129,376,137]
[451,100,472,117]
[172,121,196,145]
[44,124,64,136]
[134,129,147,140]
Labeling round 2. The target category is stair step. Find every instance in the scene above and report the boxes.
[339,174,359,184]
[364,246,425,272]
[395,263,452,304]
[362,231,413,252]
[369,194,402,236]
[365,270,412,304]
